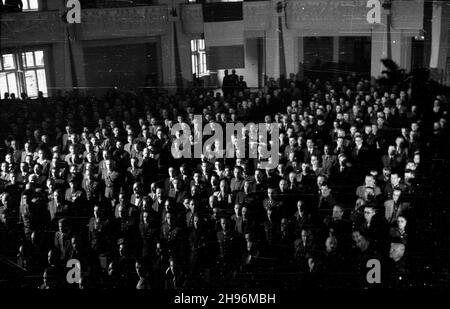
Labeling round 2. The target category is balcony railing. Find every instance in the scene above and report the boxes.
[0,0,424,47]
[79,0,155,9]
[79,5,169,40]
[1,10,65,46]
[0,5,169,46]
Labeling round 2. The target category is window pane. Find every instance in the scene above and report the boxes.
[29,0,38,10]
[199,54,203,74]
[26,52,35,68]
[22,53,27,68]
[192,55,197,75]
[25,70,38,97]
[198,39,205,50]
[191,40,197,52]
[195,56,198,75]
[2,54,15,70]
[35,51,44,66]
[37,69,47,96]
[201,53,207,74]
[22,0,29,10]
[0,74,8,95]
[7,73,18,97]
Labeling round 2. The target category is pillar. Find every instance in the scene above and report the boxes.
[391,30,412,73]
[429,1,449,84]
[333,36,340,63]
[371,29,388,78]
[371,6,389,79]
[298,37,304,80]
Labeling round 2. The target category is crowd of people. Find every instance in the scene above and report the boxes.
[0,70,448,289]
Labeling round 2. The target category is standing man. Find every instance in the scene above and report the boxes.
[229,69,239,94]
[222,69,231,97]
[103,159,121,201]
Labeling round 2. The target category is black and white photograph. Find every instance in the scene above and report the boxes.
[0,0,449,303]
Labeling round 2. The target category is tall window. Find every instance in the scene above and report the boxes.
[191,39,208,77]
[0,50,48,98]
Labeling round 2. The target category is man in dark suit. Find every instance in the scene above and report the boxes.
[222,70,231,97]
[302,139,321,165]
[88,205,113,256]
[262,207,281,253]
[234,179,254,204]
[216,217,241,266]
[383,173,406,199]
[262,187,281,216]
[359,204,389,254]
[237,75,247,92]
[130,182,146,211]
[65,176,87,217]
[103,159,122,201]
[54,218,73,262]
[114,192,139,219]
[384,189,410,226]
[322,204,352,249]
[333,137,349,158]
[160,212,182,259]
[294,228,316,272]
[4,172,23,209]
[82,168,102,203]
[113,203,140,256]
[381,145,403,173]
[350,134,370,173]
[321,144,337,177]
[230,166,245,193]
[163,166,178,194]
[229,69,239,93]
[140,210,160,257]
[234,205,255,236]
[317,183,336,216]
[284,137,301,160]
[112,140,130,173]
[356,175,382,199]
[48,189,72,230]
[330,154,356,195]
[152,187,165,214]
[168,178,187,206]
[188,214,210,270]
[292,200,314,238]
[185,199,197,230]
[126,157,143,187]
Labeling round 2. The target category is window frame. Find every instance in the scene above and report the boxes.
[190,39,209,77]
[0,50,48,98]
